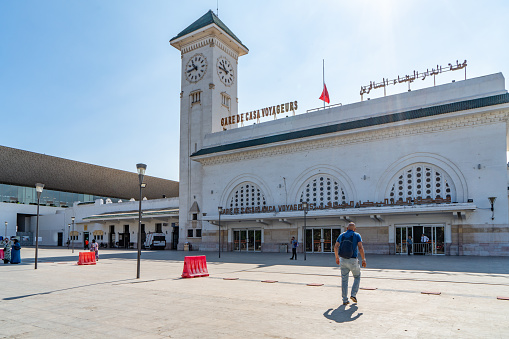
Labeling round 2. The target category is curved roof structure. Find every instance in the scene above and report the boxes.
[0,145,178,200]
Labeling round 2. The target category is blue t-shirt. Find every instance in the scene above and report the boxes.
[337,230,362,258]
[291,239,298,248]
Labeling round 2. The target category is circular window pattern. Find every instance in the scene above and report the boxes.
[227,182,267,210]
[299,175,348,207]
[387,164,456,202]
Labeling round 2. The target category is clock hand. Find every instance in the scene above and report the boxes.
[219,66,229,74]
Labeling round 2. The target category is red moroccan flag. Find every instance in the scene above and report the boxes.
[319,84,330,104]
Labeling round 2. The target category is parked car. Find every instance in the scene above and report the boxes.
[144,233,166,250]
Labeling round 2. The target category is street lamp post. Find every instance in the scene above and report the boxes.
[218,206,222,258]
[71,217,75,253]
[4,221,7,239]
[35,183,44,270]
[136,163,147,279]
[67,224,70,249]
[302,201,309,261]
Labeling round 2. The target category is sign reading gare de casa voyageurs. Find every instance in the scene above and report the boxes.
[220,100,298,127]
[221,196,453,215]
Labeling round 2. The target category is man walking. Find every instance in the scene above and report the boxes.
[290,236,298,260]
[334,222,366,305]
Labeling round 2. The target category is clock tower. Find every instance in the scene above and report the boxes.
[170,10,248,249]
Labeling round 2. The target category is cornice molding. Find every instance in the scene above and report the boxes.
[197,109,509,166]
[181,35,239,60]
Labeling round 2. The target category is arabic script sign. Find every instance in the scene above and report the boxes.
[360,60,467,100]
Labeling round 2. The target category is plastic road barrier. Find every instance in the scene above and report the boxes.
[181,255,209,278]
[77,251,97,265]
[0,249,4,260]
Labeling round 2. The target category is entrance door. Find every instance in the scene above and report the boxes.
[119,233,130,248]
[233,229,261,252]
[83,232,89,249]
[395,226,412,254]
[306,228,342,253]
[57,232,63,246]
[423,225,445,255]
[109,225,115,247]
[396,225,444,255]
[172,226,179,250]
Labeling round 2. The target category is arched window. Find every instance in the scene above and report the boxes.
[227,182,267,210]
[387,164,455,201]
[298,175,348,207]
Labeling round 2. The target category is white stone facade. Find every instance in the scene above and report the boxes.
[1,198,179,248]
[173,15,509,256]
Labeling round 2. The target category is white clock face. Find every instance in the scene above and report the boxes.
[185,54,207,83]
[217,56,234,86]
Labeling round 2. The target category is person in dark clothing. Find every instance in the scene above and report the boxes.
[290,236,298,260]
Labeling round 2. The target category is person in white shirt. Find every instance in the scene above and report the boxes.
[421,234,430,254]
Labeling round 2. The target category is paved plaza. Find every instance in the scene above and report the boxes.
[1,248,508,338]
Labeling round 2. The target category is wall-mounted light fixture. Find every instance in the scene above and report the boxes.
[488,197,496,220]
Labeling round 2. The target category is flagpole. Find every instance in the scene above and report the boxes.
[323,59,325,109]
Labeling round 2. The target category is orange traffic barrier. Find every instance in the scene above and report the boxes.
[181,255,209,278]
[77,251,96,265]
[0,249,4,260]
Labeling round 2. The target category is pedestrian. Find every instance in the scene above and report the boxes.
[3,238,12,264]
[290,236,298,260]
[90,239,99,261]
[334,222,366,305]
[421,233,430,254]
[84,239,89,250]
[407,235,413,255]
[10,239,21,264]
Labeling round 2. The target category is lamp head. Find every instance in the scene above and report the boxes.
[71,216,75,222]
[218,206,223,214]
[302,201,308,210]
[4,221,7,226]
[488,197,497,205]
[35,182,44,194]
[136,163,147,185]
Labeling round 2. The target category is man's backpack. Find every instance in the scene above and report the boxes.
[339,232,355,259]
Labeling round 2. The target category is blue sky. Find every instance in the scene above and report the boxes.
[1,0,508,181]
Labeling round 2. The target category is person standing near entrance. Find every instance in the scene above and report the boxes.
[407,235,413,255]
[10,239,21,264]
[90,239,99,261]
[84,239,89,250]
[3,238,11,264]
[290,236,298,260]
[421,233,430,254]
[334,222,366,305]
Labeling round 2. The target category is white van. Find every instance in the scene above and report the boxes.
[144,233,166,250]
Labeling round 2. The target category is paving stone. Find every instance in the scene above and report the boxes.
[1,248,508,338]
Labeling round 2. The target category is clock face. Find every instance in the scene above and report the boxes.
[185,54,207,83]
[217,56,234,86]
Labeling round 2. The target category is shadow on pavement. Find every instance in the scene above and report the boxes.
[323,305,363,323]
[2,278,134,301]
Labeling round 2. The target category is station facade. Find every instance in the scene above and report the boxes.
[0,145,179,247]
[173,11,509,256]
